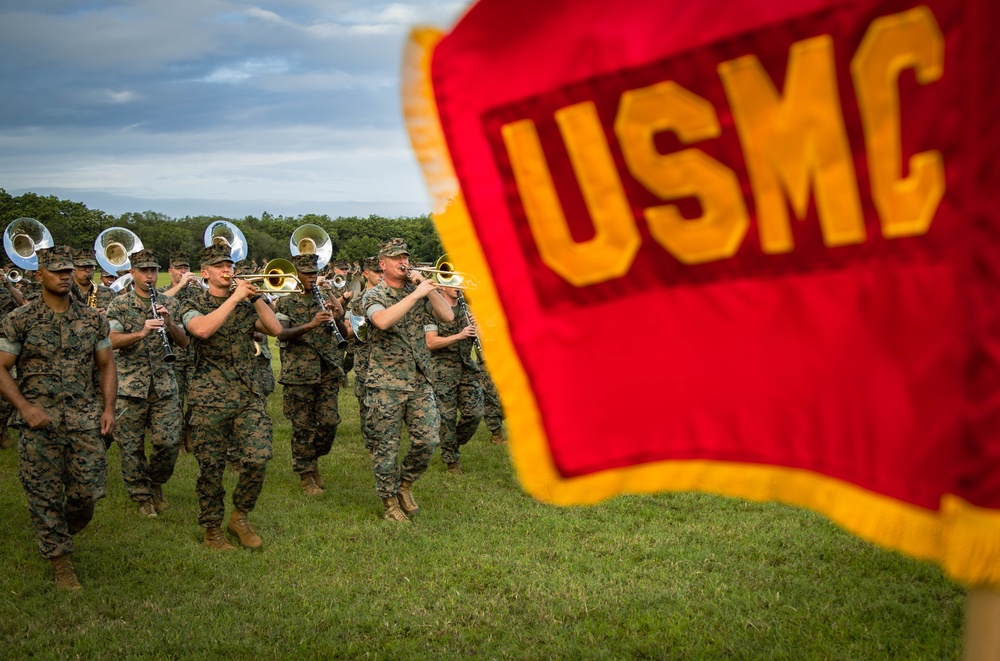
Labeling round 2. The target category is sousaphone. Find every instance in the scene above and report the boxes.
[3,217,54,271]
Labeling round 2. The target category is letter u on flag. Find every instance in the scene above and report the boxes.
[403,0,1000,588]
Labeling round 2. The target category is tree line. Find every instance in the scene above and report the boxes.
[0,189,444,268]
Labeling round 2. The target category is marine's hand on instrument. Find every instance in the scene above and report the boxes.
[21,404,52,430]
[142,318,165,336]
[154,303,170,321]
[231,278,259,301]
[311,309,334,328]
[458,325,477,339]
[414,278,439,298]
[180,271,199,286]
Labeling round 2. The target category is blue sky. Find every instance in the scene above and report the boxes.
[0,1,467,218]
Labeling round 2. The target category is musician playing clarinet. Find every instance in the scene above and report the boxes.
[106,249,188,519]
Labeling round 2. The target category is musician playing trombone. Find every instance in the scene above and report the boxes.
[274,253,351,497]
[179,244,282,550]
[106,249,189,518]
[361,238,453,521]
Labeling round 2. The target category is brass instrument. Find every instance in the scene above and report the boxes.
[5,269,22,284]
[87,286,98,309]
[223,258,304,296]
[204,221,248,262]
[148,285,176,363]
[289,224,333,267]
[331,273,347,289]
[109,274,134,293]
[406,255,476,289]
[95,227,143,275]
[3,217,54,271]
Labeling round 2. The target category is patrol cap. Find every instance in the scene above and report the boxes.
[71,248,99,268]
[170,253,190,268]
[200,243,233,266]
[100,268,115,278]
[363,256,382,273]
[130,249,160,269]
[333,259,350,270]
[292,254,320,274]
[235,263,253,275]
[37,246,75,271]
[379,238,410,257]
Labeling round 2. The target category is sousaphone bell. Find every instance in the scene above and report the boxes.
[4,217,54,271]
[95,227,144,275]
[204,220,248,263]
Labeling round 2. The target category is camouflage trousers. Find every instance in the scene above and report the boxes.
[365,383,439,499]
[479,368,504,433]
[17,426,107,559]
[283,379,340,476]
[256,352,275,397]
[187,398,273,528]
[355,378,375,454]
[115,390,182,502]
[433,365,484,465]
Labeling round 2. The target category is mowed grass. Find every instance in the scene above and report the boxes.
[0,283,967,658]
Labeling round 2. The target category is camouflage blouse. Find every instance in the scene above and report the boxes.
[0,297,112,430]
[70,280,115,311]
[274,292,344,385]
[361,281,434,392]
[180,289,262,406]
[106,290,180,399]
[424,298,479,373]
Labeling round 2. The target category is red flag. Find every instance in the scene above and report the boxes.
[403,0,1000,587]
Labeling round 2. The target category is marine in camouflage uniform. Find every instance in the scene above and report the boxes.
[180,244,282,550]
[425,287,484,473]
[161,253,199,412]
[275,254,350,496]
[69,249,115,313]
[0,246,117,591]
[349,256,383,455]
[20,272,41,301]
[0,272,23,449]
[479,367,507,443]
[362,238,454,521]
[106,249,188,518]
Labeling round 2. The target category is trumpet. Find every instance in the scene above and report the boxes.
[5,269,21,284]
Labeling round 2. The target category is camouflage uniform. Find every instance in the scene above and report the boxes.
[426,298,484,467]
[0,285,21,447]
[0,247,113,560]
[254,334,275,397]
[479,367,505,435]
[180,281,273,529]
[69,280,115,311]
[349,293,375,453]
[106,279,183,506]
[20,274,41,301]
[275,260,344,478]
[362,278,440,500]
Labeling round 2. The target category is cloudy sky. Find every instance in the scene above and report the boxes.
[0,1,467,218]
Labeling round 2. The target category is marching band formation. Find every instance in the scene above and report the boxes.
[0,217,506,591]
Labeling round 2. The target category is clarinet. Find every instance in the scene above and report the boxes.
[148,286,176,363]
[313,285,348,350]
[458,291,484,364]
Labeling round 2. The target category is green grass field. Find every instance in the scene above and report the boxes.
[0,283,967,658]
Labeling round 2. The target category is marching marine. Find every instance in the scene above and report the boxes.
[0,246,117,591]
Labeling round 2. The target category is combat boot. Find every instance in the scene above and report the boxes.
[0,426,11,449]
[397,480,419,515]
[300,473,324,496]
[490,428,507,445]
[446,460,463,475]
[313,471,324,489]
[227,510,263,549]
[50,555,82,591]
[151,484,168,513]
[203,527,237,551]
[382,497,410,522]
[138,499,158,518]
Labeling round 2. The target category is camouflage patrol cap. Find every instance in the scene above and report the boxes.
[291,254,320,274]
[379,238,410,257]
[130,249,160,269]
[170,253,190,268]
[117,268,130,277]
[363,256,382,273]
[37,246,75,271]
[235,263,253,275]
[71,248,99,268]
[333,259,350,270]
[200,243,233,266]
[100,268,114,278]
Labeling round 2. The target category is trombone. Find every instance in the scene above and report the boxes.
[406,255,476,289]
[223,258,304,296]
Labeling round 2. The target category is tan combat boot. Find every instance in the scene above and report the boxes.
[227,510,262,549]
[490,428,507,445]
[50,555,82,591]
[203,527,237,551]
[137,498,158,518]
[151,484,168,513]
[397,480,419,515]
[446,461,463,475]
[300,473,324,496]
[382,497,410,522]
[313,471,324,489]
